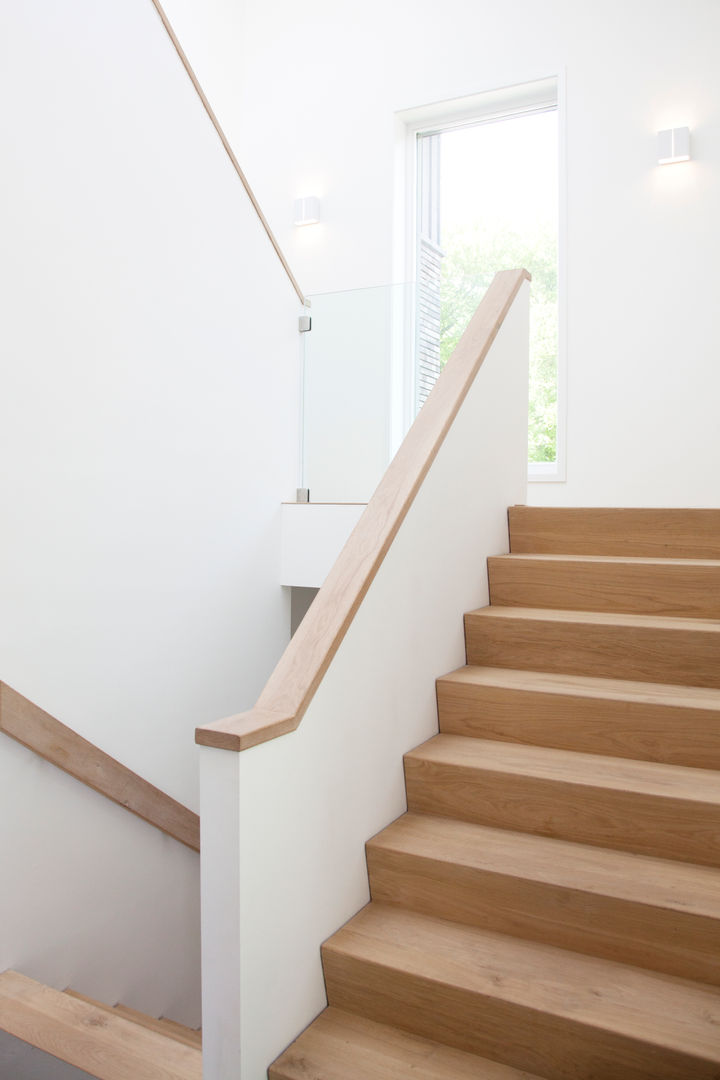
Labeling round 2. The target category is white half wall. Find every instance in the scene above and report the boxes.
[280,504,366,588]
[0,0,301,1019]
[166,0,720,509]
[200,283,529,1079]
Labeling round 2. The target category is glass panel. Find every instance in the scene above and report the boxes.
[301,284,413,504]
[417,107,559,463]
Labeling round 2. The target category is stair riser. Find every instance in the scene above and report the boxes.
[322,947,717,1080]
[436,679,720,768]
[404,760,720,866]
[508,507,720,558]
[488,558,720,618]
[464,614,720,689]
[367,847,720,986]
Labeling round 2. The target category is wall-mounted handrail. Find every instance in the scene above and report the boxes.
[196,267,530,753]
[148,0,307,308]
[0,682,200,852]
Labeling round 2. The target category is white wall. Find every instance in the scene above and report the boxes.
[0,0,300,1023]
[0,737,202,1026]
[167,0,720,509]
[280,504,365,588]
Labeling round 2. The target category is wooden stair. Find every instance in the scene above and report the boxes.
[270,1006,547,1080]
[0,971,201,1079]
[271,507,720,1079]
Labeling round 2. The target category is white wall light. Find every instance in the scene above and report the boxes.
[658,127,691,165]
[294,196,321,225]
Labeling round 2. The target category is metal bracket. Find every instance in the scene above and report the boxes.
[298,315,312,333]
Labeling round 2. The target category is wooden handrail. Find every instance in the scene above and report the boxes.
[0,682,200,852]
[196,268,530,753]
[148,0,307,308]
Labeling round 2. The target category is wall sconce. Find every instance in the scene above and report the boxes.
[658,127,691,165]
[294,196,321,226]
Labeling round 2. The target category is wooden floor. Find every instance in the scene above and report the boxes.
[0,971,201,1080]
[271,507,720,1080]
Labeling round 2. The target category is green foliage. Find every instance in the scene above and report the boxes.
[439,224,558,463]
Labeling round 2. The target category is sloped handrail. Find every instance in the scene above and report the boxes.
[0,682,200,851]
[148,0,307,307]
[196,268,530,753]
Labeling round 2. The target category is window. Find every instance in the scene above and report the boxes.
[400,78,565,480]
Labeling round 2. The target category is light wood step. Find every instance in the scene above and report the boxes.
[488,553,720,617]
[63,989,201,1049]
[322,903,720,1080]
[270,1006,548,1079]
[436,665,720,767]
[508,506,720,558]
[464,606,720,688]
[63,991,201,1050]
[111,1007,201,1051]
[0,971,201,1080]
[404,735,720,866]
[367,813,720,984]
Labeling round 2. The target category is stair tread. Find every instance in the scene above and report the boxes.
[370,813,720,917]
[0,971,201,1080]
[492,553,720,567]
[112,1005,201,1049]
[407,734,720,804]
[469,605,720,632]
[324,904,720,1059]
[63,991,201,1049]
[270,1006,546,1080]
[438,664,720,709]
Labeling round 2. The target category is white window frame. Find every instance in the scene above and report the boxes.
[394,75,568,483]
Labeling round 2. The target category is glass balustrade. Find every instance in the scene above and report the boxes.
[300,283,414,504]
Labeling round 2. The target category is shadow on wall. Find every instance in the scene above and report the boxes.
[291,587,319,636]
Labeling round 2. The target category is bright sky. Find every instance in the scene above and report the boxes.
[438,109,558,238]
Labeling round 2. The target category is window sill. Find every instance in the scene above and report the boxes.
[528,461,566,483]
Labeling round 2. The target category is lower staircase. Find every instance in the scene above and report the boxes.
[271,506,720,1080]
[0,971,201,1079]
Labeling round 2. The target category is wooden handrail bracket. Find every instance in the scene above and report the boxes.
[196,268,531,753]
[0,683,200,852]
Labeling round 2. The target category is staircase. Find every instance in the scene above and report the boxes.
[0,971,201,1079]
[271,506,720,1080]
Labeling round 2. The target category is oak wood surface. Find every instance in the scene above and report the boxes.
[437,665,720,766]
[488,553,720,617]
[196,269,530,752]
[404,735,720,865]
[322,904,720,1080]
[508,506,720,558]
[111,1005,201,1050]
[270,1007,546,1080]
[0,971,201,1080]
[0,682,199,852]
[63,991,201,1050]
[368,813,720,984]
[464,606,720,688]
